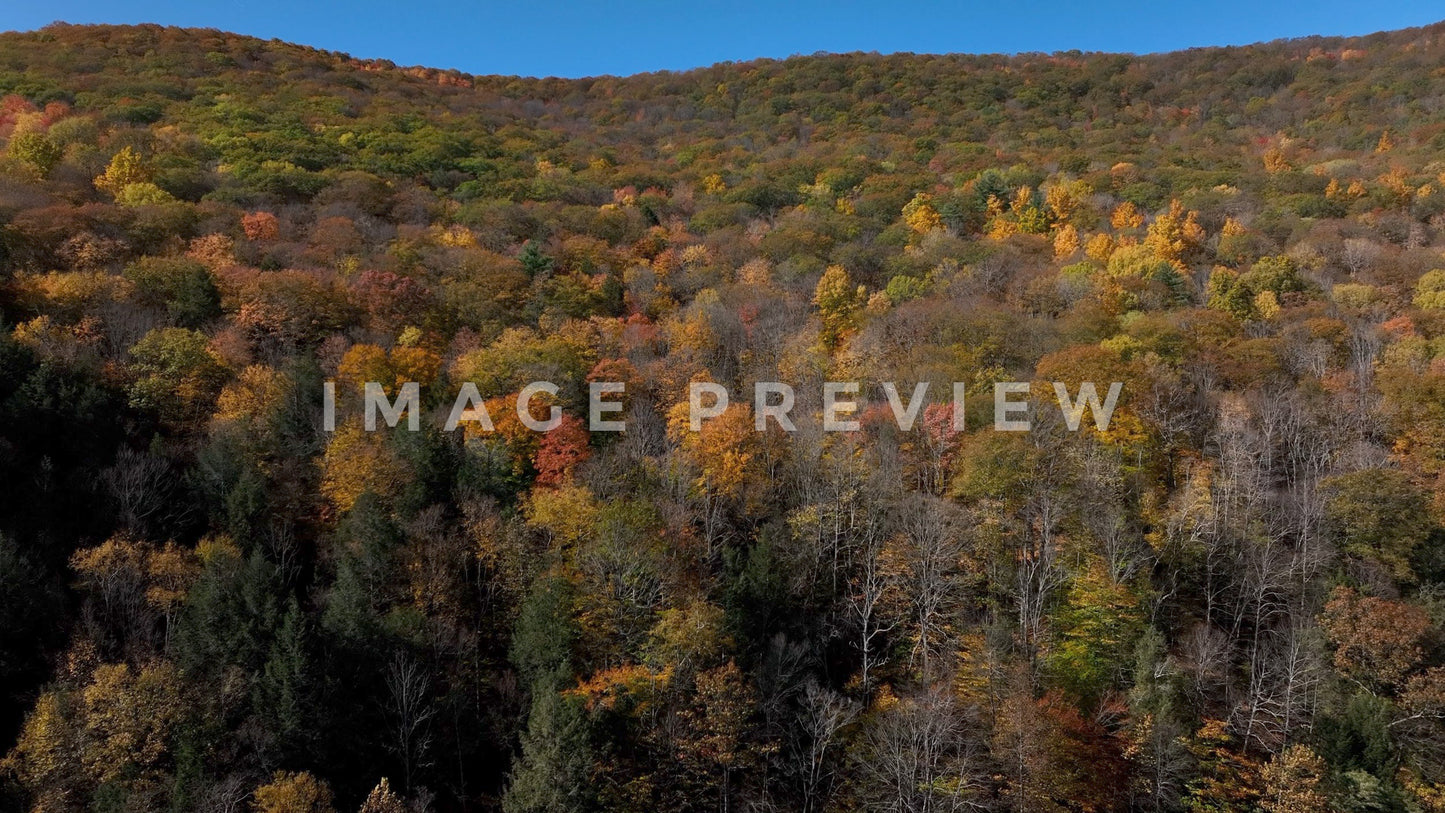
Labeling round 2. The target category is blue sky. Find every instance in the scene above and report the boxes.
[2,0,1442,78]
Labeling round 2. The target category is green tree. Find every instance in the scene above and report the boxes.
[510,577,579,689]
[1324,469,1434,582]
[8,130,63,177]
[127,327,229,426]
[123,256,222,328]
[1415,269,1445,310]
[502,688,594,813]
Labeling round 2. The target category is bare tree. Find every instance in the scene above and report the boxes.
[852,687,985,813]
[1340,237,1381,277]
[1243,619,1325,753]
[194,772,256,813]
[896,495,966,678]
[386,651,436,792]
[846,519,900,693]
[103,446,185,537]
[790,681,857,813]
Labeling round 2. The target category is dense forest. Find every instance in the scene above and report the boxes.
[3,18,1445,812]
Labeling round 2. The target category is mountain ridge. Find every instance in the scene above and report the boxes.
[5,18,1445,83]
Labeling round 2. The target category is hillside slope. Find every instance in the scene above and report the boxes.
[1,20,1445,813]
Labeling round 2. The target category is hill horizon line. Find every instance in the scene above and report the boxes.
[5,17,1445,82]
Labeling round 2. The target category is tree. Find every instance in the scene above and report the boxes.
[854,687,982,813]
[1415,270,1445,310]
[518,240,555,278]
[320,425,410,513]
[1181,720,1261,812]
[813,265,865,350]
[1320,587,1429,690]
[510,577,579,689]
[1127,629,1191,813]
[8,130,63,177]
[502,688,593,813]
[127,327,229,427]
[1112,201,1144,231]
[533,414,591,488]
[93,144,143,190]
[893,495,966,678]
[677,660,769,812]
[4,691,84,810]
[358,778,408,813]
[789,681,856,813]
[70,534,198,654]
[1047,561,1144,705]
[1324,469,1434,581]
[1260,745,1329,813]
[384,651,435,793]
[902,192,944,235]
[242,211,281,241]
[1144,199,1205,268]
[253,771,336,813]
[6,659,188,810]
[123,256,221,328]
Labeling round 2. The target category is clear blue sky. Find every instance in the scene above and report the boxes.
[2,0,1443,78]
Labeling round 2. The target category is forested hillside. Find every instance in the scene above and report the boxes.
[3,19,1445,812]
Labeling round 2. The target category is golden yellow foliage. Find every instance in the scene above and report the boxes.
[523,482,600,549]
[1053,224,1081,260]
[1254,290,1281,320]
[1263,146,1292,173]
[253,771,335,813]
[1260,745,1329,813]
[390,345,442,387]
[1085,232,1117,263]
[93,146,149,197]
[4,692,79,806]
[215,365,288,428]
[1144,199,1205,267]
[1044,179,1091,224]
[902,192,943,235]
[80,661,184,783]
[667,400,761,503]
[320,425,408,512]
[813,265,865,350]
[1110,201,1144,231]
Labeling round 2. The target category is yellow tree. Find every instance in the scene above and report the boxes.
[3,659,190,807]
[94,146,149,197]
[253,771,336,813]
[813,265,865,350]
[1260,745,1329,813]
[1085,232,1117,263]
[1111,201,1144,231]
[523,482,600,551]
[320,425,409,513]
[1416,270,1445,310]
[1054,224,1081,260]
[1045,179,1092,224]
[1144,199,1205,268]
[902,192,943,235]
[80,662,185,785]
[4,692,82,809]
